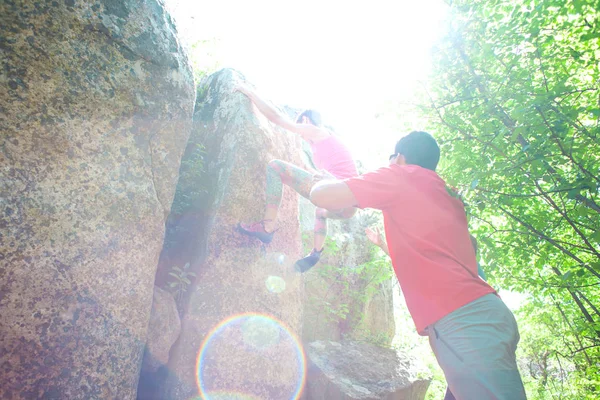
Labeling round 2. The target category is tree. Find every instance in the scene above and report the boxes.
[418,0,599,397]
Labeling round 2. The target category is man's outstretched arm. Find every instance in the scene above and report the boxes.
[311,166,399,212]
[235,84,327,142]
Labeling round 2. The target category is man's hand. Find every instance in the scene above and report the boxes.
[365,226,390,256]
[365,227,384,247]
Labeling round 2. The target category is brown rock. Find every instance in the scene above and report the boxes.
[162,69,306,399]
[306,341,431,400]
[143,286,181,372]
[137,287,181,400]
[0,1,195,399]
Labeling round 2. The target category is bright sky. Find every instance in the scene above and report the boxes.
[166,0,450,168]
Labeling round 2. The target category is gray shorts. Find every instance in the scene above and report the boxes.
[426,294,527,400]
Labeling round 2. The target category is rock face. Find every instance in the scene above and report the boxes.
[143,286,181,372]
[306,341,431,400]
[0,1,195,399]
[137,287,181,400]
[162,69,306,399]
[300,198,396,346]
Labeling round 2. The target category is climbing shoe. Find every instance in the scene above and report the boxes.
[237,220,275,244]
[294,248,323,273]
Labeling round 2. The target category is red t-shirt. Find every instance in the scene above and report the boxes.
[345,164,496,334]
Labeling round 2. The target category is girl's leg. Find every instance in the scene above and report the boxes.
[312,207,356,252]
[264,159,313,232]
[295,206,358,273]
[313,208,328,252]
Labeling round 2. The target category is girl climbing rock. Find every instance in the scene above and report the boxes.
[234,83,358,272]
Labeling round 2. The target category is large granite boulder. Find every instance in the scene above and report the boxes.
[0,1,195,399]
[306,341,431,400]
[161,69,306,399]
[300,198,396,346]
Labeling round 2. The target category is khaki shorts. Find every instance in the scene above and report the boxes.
[426,294,527,400]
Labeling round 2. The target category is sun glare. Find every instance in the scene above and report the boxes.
[166,0,449,165]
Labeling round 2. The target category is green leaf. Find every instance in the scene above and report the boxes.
[530,27,540,38]
[569,48,582,60]
[567,188,580,199]
[581,32,600,41]
[572,0,585,13]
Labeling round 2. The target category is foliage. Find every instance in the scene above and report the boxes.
[338,246,395,346]
[188,37,222,84]
[167,262,196,305]
[162,1,222,84]
[303,220,395,347]
[515,300,582,399]
[415,0,600,397]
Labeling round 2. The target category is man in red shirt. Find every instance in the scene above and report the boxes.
[310,131,526,399]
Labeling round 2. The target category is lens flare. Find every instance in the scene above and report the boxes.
[241,315,281,349]
[196,313,305,400]
[187,391,261,400]
[265,275,286,293]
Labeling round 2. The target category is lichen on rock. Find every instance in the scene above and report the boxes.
[0,1,195,398]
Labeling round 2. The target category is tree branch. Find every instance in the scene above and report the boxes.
[496,203,600,280]
[537,105,600,186]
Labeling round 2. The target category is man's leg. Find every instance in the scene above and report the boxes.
[239,159,313,243]
[427,294,527,400]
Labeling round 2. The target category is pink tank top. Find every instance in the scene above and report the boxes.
[310,135,358,179]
